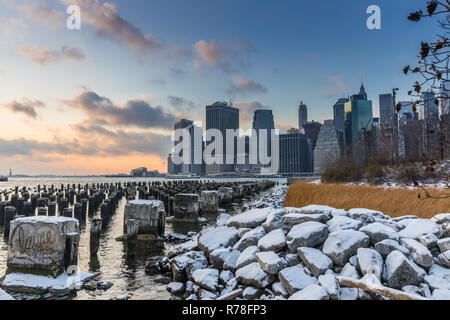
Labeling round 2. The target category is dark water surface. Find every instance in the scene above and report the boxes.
[0,177,285,300]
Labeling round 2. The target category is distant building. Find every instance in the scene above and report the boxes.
[169,119,194,174]
[182,122,204,176]
[130,167,147,177]
[423,91,441,159]
[206,101,239,175]
[252,109,275,165]
[379,93,394,128]
[303,121,322,150]
[314,120,342,173]
[333,98,348,136]
[298,102,307,131]
[440,81,449,116]
[344,86,374,163]
[279,132,313,174]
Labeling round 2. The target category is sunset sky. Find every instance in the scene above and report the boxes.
[0,0,440,175]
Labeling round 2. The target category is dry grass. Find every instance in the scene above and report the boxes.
[284,182,450,219]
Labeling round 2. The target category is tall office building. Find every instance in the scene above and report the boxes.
[205,101,239,174]
[182,122,204,176]
[314,120,342,173]
[252,109,275,167]
[298,102,308,131]
[333,98,348,133]
[279,132,313,174]
[344,86,374,163]
[379,93,394,127]
[303,121,322,150]
[423,91,441,159]
[168,119,193,174]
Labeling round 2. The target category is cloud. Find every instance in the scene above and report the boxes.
[193,39,255,72]
[18,46,85,66]
[168,96,196,109]
[17,1,64,28]
[227,76,268,96]
[323,75,347,98]
[3,98,45,118]
[65,89,177,129]
[232,101,268,124]
[61,0,164,54]
[3,18,28,39]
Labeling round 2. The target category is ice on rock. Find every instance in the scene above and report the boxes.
[223,250,241,271]
[272,281,289,297]
[192,268,219,292]
[216,214,232,227]
[360,222,399,244]
[235,262,274,289]
[318,274,340,300]
[282,213,330,231]
[210,248,231,269]
[236,246,259,269]
[278,265,317,295]
[297,247,333,278]
[437,238,450,253]
[242,286,261,300]
[288,284,329,300]
[398,219,442,239]
[400,238,433,268]
[286,221,329,253]
[383,250,426,289]
[374,239,410,258]
[262,208,288,232]
[258,229,286,252]
[197,226,239,257]
[255,251,285,275]
[356,248,384,280]
[327,216,363,233]
[431,213,450,224]
[322,230,370,266]
[226,208,272,229]
[233,226,266,252]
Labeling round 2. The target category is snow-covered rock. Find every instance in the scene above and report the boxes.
[242,286,261,300]
[297,247,333,278]
[340,263,360,280]
[255,251,285,275]
[438,250,450,267]
[219,270,234,286]
[432,289,450,300]
[171,250,207,282]
[398,219,442,239]
[198,226,239,257]
[235,262,274,289]
[348,208,387,222]
[400,238,433,268]
[437,238,450,253]
[167,282,185,295]
[210,248,230,269]
[318,274,340,300]
[288,284,329,300]
[296,205,335,215]
[327,216,363,233]
[360,222,399,244]
[167,239,198,258]
[216,214,232,227]
[418,233,439,249]
[278,265,317,295]
[282,213,330,231]
[236,246,259,270]
[356,248,383,280]
[258,229,286,252]
[383,250,426,289]
[286,221,329,253]
[322,230,369,266]
[233,226,266,252]
[374,239,410,258]
[226,208,272,229]
[223,250,241,271]
[192,268,219,292]
[431,213,450,224]
[272,282,289,297]
[262,208,288,232]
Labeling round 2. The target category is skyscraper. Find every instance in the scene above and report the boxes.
[252,109,275,166]
[169,119,193,174]
[314,120,342,173]
[379,93,394,128]
[303,121,322,150]
[298,102,307,131]
[333,98,348,134]
[344,87,373,163]
[279,132,313,174]
[205,101,239,174]
[423,91,441,159]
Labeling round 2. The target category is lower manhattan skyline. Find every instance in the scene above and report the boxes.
[0,0,443,175]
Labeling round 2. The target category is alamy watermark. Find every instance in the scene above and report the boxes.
[66,5,81,30]
[367,5,381,30]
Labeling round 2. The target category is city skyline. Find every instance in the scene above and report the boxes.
[0,0,443,175]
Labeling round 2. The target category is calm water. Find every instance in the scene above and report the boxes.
[0,177,286,300]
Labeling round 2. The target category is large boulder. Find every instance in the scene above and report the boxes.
[356,248,383,281]
[255,251,285,275]
[262,208,288,232]
[374,239,409,258]
[322,230,370,266]
[383,250,426,289]
[297,247,333,278]
[278,265,317,295]
[197,226,239,257]
[288,284,329,300]
[236,246,259,270]
[360,222,399,244]
[286,221,329,253]
[327,216,363,233]
[400,238,433,268]
[233,226,266,252]
[282,213,330,231]
[258,229,286,252]
[192,268,219,292]
[210,248,230,269]
[235,262,274,289]
[226,208,272,229]
[318,274,340,300]
[398,219,442,239]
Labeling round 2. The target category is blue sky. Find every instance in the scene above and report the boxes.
[0,0,442,174]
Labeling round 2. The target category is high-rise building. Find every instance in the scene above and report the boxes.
[423,91,441,159]
[205,101,239,174]
[279,132,313,174]
[303,121,322,150]
[440,81,449,116]
[379,93,394,128]
[344,88,374,163]
[333,98,348,134]
[252,109,275,164]
[298,102,307,131]
[168,119,193,174]
[314,120,342,173]
[182,123,204,176]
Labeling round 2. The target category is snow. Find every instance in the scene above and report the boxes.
[13,216,78,226]
[233,226,266,252]
[432,289,450,300]
[286,221,329,253]
[297,247,333,278]
[223,250,240,271]
[258,229,286,252]
[278,265,317,295]
[297,205,335,215]
[383,250,426,289]
[431,213,450,224]
[0,289,14,300]
[192,268,219,292]
[398,219,442,239]
[400,238,433,268]
[167,239,198,258]
[226,208,272,229]
[360,222,399,244]
[374,239,410,258]
[235,262,274,289]
[128,199,164,206]
[2,270,95,292]
[288,284,329,300]
[356,248,383,280]
[255,251,284,275]
[322,230,370,266]
[272,282,289,297]
[318,274,340,300]
[216,214,232,227]
[210,248,230,269]
[327,216,363,233]
[424,275,450,290]
[437,238,450,253]
[236,246,259,270]
[282,213,330,230]
[197,226,239,256]
[262,208,288,232]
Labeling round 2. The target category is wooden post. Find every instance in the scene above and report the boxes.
[90,218,102,256]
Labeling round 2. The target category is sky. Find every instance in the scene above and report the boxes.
[0,0,442,175]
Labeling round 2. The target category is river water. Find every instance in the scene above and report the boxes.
[0,177,286,300]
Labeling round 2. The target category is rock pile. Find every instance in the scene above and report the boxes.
[160,187,450,300]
